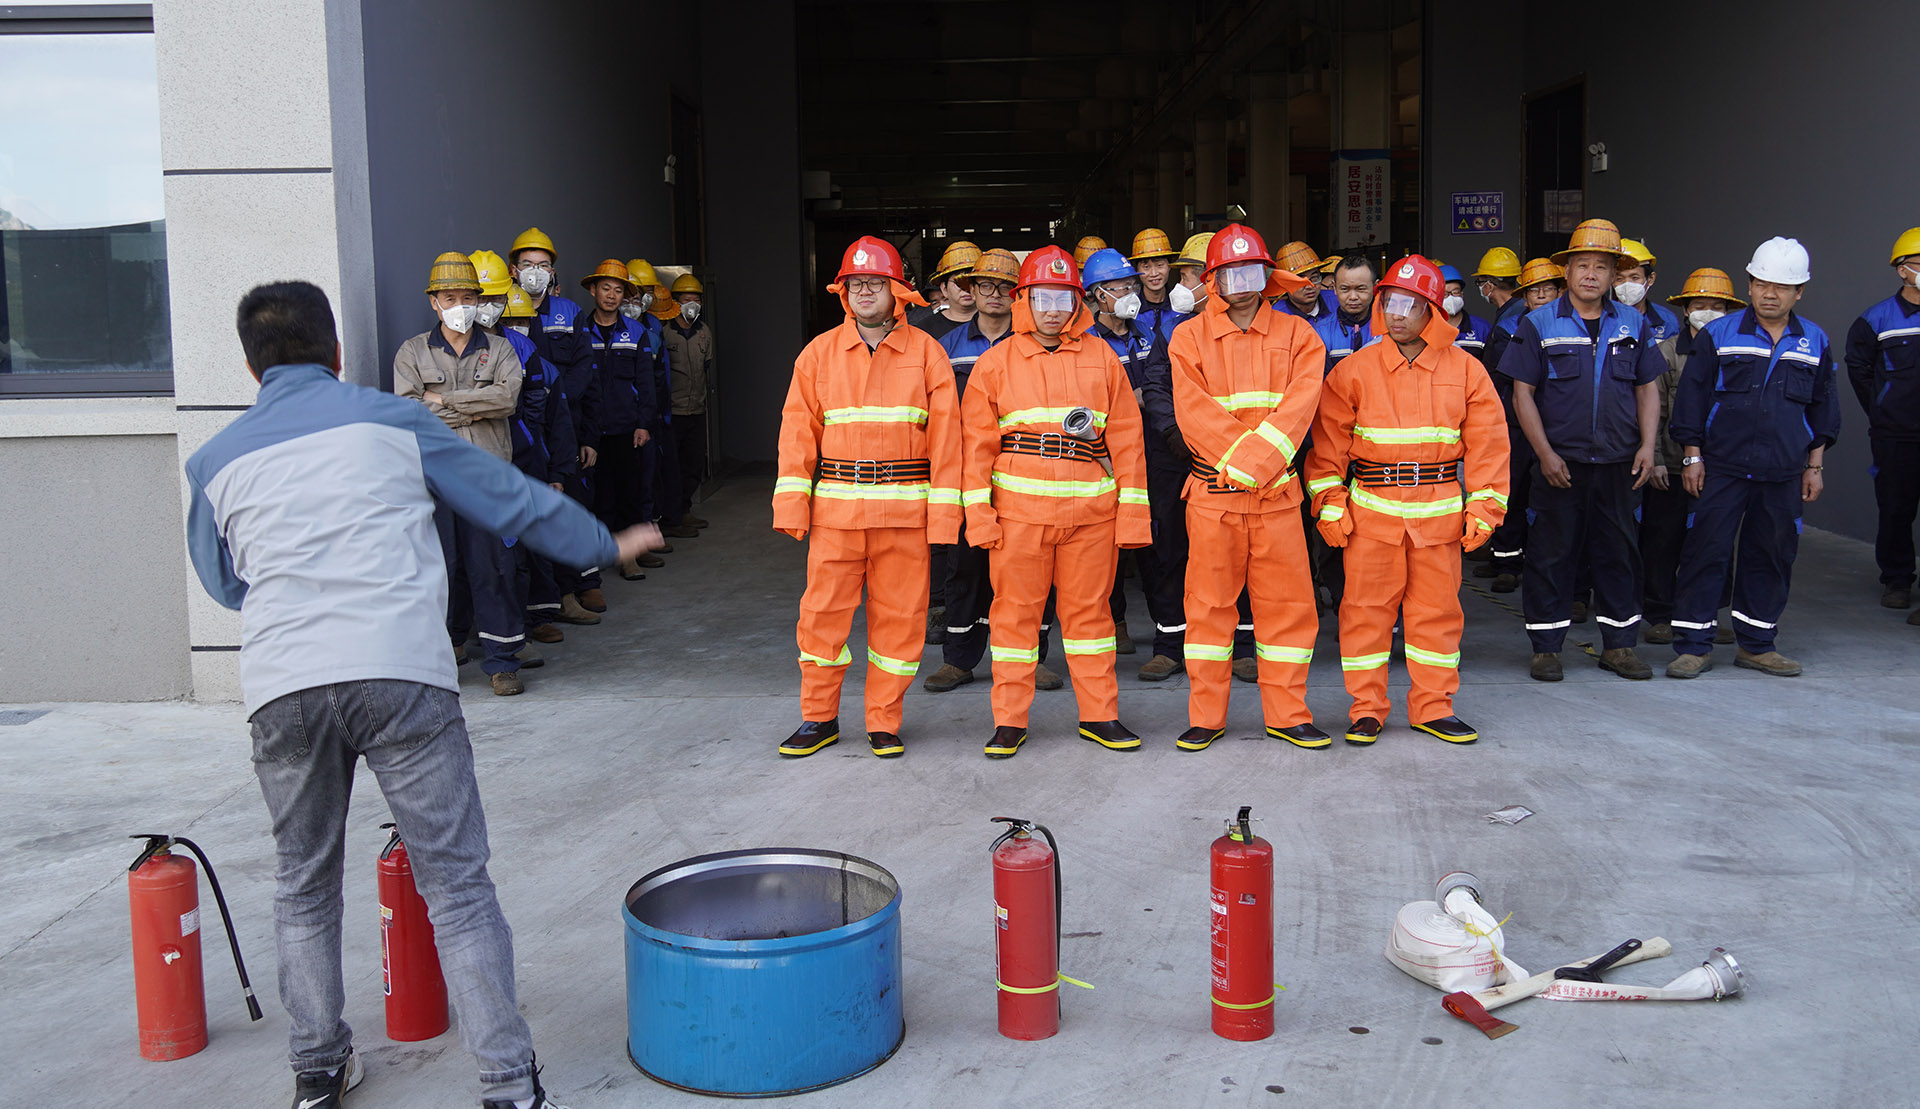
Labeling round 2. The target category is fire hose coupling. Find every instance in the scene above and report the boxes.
[1061,407,1114,476]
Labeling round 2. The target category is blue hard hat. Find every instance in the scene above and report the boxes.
[1438,263,1465,285]
[1079,247,1138,292]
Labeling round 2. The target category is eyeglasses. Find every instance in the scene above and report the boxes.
[970,280,1015,297]
[845,277,891,294]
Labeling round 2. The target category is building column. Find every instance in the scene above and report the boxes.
[1193,109,1227,221]
[1129,166,1155,237]
[1156,146,1184,233]
[1246,73,1290,240]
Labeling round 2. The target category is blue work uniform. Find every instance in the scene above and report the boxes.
[1093,318,1188,660]
[1482,295,1533,578]
[1845,291,1920,589]
[1314,310,1376,373]
[529,294,601,594]
[639,312,683,527]
[1137,290,1189,350]
[580,313,657,532]
[503,328,577,630]
[1668,310,1839,656]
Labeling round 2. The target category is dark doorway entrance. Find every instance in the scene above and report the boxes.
[671,96,706,265]
[1523,80,1584,263]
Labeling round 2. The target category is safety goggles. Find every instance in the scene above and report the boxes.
[1382,291,1421,317]
[1029,287,1078,314]
[1215,262,1269,295]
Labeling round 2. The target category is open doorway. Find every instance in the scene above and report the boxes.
[1524,79,1584,263]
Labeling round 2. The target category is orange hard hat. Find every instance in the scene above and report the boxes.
[1017,245,1080,291]
[837,236,906,283]
[1376,254,1446,310]
[580,259,634,292]
[929,240,982,282]
[1665,267,1747,308]
[1551,218,1629,265]
[1072,235,1109,268]
[1204,224,1276,276]
[1275,241,1322,275]
[1515,257,1566,293]
[1128,228,1178,261]
[965,248,1022,287]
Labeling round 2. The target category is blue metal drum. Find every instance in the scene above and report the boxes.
[623,848,904,1097]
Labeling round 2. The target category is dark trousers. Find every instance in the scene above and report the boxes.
[1672,473,1800,655]
[436,504,523,675]
[675,412,708,516]
[517,547,562,629]
[943,523,1053,670]
[1871,438,1920,588]
[594,433,644,531]
[1109,464,1190,658]
[1490,428,1533,575]
[1521,459,1643,653]
[556,467,602,594]
[647,422,683,526]
[1639,482,1690,622]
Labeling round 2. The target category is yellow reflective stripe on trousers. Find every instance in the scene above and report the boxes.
[1341,650,1390,671]
[1353,424,1462,445]
[1211,390,1285,411]
[1306,474,1344,495]
[799,645,852,667]
[774,476,814,497]
[1117,487,1149,505]
[813,481,932,501]
[1254,642,1313,664]
[867,648,920,676]
[1185,643,1233,662]
[1063,636,1116,655]
[928,487,961,506]
[1349,485,1464,518]
[822,405,928,425]
[999,407,1107,429]
[962,488,991,506]
[1467,487,1508,508]
[991,471,1117,498]
[991,643,1040,663]
[1403,644,1460,669]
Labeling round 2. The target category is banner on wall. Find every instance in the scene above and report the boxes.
[1334,150,1390,249]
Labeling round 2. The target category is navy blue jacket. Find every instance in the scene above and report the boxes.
[533,294,600,445]
[1672,309,1840,483]
[1314,309,1376,373]
[1274,288,1337,322]
[937,316,1014,400]
[642,313,673,427]
[502,328,577,485]
[1845,292,1920,441]
[1498,295,1666,464]
[580,313,656,436]
[1091,318,1181,474]
[1452,312,1494,360]
[1136,290,1189,350]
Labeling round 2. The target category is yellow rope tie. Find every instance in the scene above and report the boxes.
[1456,911,1515,974]
[1210,984,1287,1009]
[996,971,1095,994]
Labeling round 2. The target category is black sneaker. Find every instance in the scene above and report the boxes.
[1175,726,1224,751]
[984,725,1027,759]
[778,718,839,758]
[1078,720,1141,750]
[868,731,904,758]
[1266,722,1332,749]
[291,1051,362,1108]
[482,1060,571,1109]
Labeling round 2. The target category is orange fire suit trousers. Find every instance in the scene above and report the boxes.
[1184,506,1316,729]
[988,518,1119,728]
[796,525,929,733]
[1339,535,1463,723]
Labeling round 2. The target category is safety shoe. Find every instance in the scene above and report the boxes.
[662,523,700,539]
[923,664,975,692]
[656,541,674,554]
[576,588,608,613]
[1643,622,1674,645]
[1344,717,1383,745]
[1598,648,1652,680]
[1232,658,1259,683]
[511,645,544,669]
[984,726,1027,759]
[618,560,647,581]
[1529,652,1563,682]
[1882,585,1912,609]
[868,731,904,758]
[1114,621,1136,655]
[1666,653,1713,679]
[1490,573,1519,593]
[1472,561,1498,578]
[926,606,947,646]
[1735,648,1802,677]
[528,623,564,644]
[1570,600,1589,623]
[557,594,602,624]
[1138,654,1184,681]
[682,514,711,529]
[1079,720,1141,751]
[637,552,665,568]
[490,671,524,696]
[291,1050,362,1109]
[778,719,839,757]
[481,1059,571,1109]
[1175,725,1224,751]
[1035,664,1064,691]
[1267,722,1332,749]
[1412,716,1479,744]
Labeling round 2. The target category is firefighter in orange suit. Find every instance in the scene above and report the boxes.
[773,236,962,759]
[1307,255,1510,745]
[1167,224,1328,752]
[961,245,1152,759]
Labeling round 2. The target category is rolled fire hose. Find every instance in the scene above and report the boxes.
[1062,407,1113,476]
[1539,947,1744,1002]
[1386,871,1528,992]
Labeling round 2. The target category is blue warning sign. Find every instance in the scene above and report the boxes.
[1451,191,1505,235]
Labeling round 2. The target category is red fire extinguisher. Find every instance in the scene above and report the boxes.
[127,834,263,1061]
[1210,806,1275,1040]
[990,816,1062,1040]
[378,822,449,1041]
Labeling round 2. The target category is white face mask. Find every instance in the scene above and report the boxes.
[680,302,702,324]
[619,302,645,319]
[1442,294,1465,317]
[1688,308,1726,330]
[439,304,478,334]
[1614,281,1648,307]
[517,267,551,296]
[1904,264,1920,289]
[1108,291,1141,320]
[1168,282,1198,314]
[475,301,505,328]
[507,322,530,336]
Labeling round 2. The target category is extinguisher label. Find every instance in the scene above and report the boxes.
[995,903,1009,930]
[179,906,200,937]
[381,913,393,997]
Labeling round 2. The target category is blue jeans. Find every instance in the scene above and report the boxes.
[250,680,535,1102]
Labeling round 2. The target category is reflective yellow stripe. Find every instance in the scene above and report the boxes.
[799,646,852,667]
[1185,643,1233,661]
[998,972,1094,994]
[774,476,814,496]
[991,643,1039,663]
[1255,642,1313,664]
[1403,644,1460,669]
[1222,463,1259,488]
[991,471,1117,498]
[1306,475,1344,495]
[999,407,1107,429]
[1341,651,1391,671]
[823,405,927,425]
[1210,390,1285,411]
[928,488,961,506]
[1318,504,1345,521]
[1117,487,1149,505]
[1211,988,1281,1010]
[1063,636,1115,655]
[962,488,991,506]
[1467,488,1508,508]
[1252,422,1297,457]
[1353,425,1462,445]
[813,481,932,501]
[867,648,919,676]
[1350,485,1464,518]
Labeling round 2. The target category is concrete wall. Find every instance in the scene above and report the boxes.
[1420,11,1524,277]
[0,432,190,701]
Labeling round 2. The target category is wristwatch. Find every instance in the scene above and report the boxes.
[1680,456,1703,467]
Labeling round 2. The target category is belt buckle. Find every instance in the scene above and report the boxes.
[1393,462,1421,488]
[854,458,882,485]
[1037,433,1067,459]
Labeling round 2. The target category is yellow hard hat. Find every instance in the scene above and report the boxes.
[965,248,1022,286]
[1665,268,1746,308]
[671,273,704,294]
[425,251,482,294]
[468,250,512,296]
[580,259,634,292]
[931,240,983,282]
[1071,235,1108,268]
[1471,247,1522,280]
[1551,218,1628,265]
[1312,254,1344,275]
[1514,257,1567,293]
[626,259,660,288]
[1274,241,1322,275]
[1128,228,1178,261]
[1173,232,1214,267]
[1619,238,1656,268]
[647,284,681,321]
[509,227,556,263]
[1890,228,1920,265]
[504,285,537,318]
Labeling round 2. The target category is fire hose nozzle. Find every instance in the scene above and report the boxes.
[1435,870,1483,908]
[1061,408,1114,476]
[1701,947,1745,999]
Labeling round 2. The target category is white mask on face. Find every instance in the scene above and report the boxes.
[1614,281,1648,307]
[1688,308,1726,330]
[507,323,530,336]
[517,267,551,296]
[439,304,478,334]
[1108,291,1141,319]
[619,302,645,319]
[680,302,702,324]
[1168,282,1198,314]
[475,301,506,328]
[1905,264,1920,289]
[1442,294,1465,317]
[638,291,654,312]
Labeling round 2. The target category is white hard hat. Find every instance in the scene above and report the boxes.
[1746,237,1810,285]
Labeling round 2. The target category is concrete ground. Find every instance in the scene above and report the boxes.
[5,475,1918,1108]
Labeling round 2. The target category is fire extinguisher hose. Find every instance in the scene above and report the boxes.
[128,834,264,1021]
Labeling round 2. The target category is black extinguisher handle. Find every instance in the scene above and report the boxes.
[1031,823,1063,971]
[379,821,403,861]
[165,836,264,1022]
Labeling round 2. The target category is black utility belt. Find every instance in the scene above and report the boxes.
[1190,457,1295,493]
[815,457,931,484]
[1349,460,1460,487]
[999,431,1108,463]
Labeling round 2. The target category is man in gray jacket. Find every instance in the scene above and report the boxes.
[664,273,714,527]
